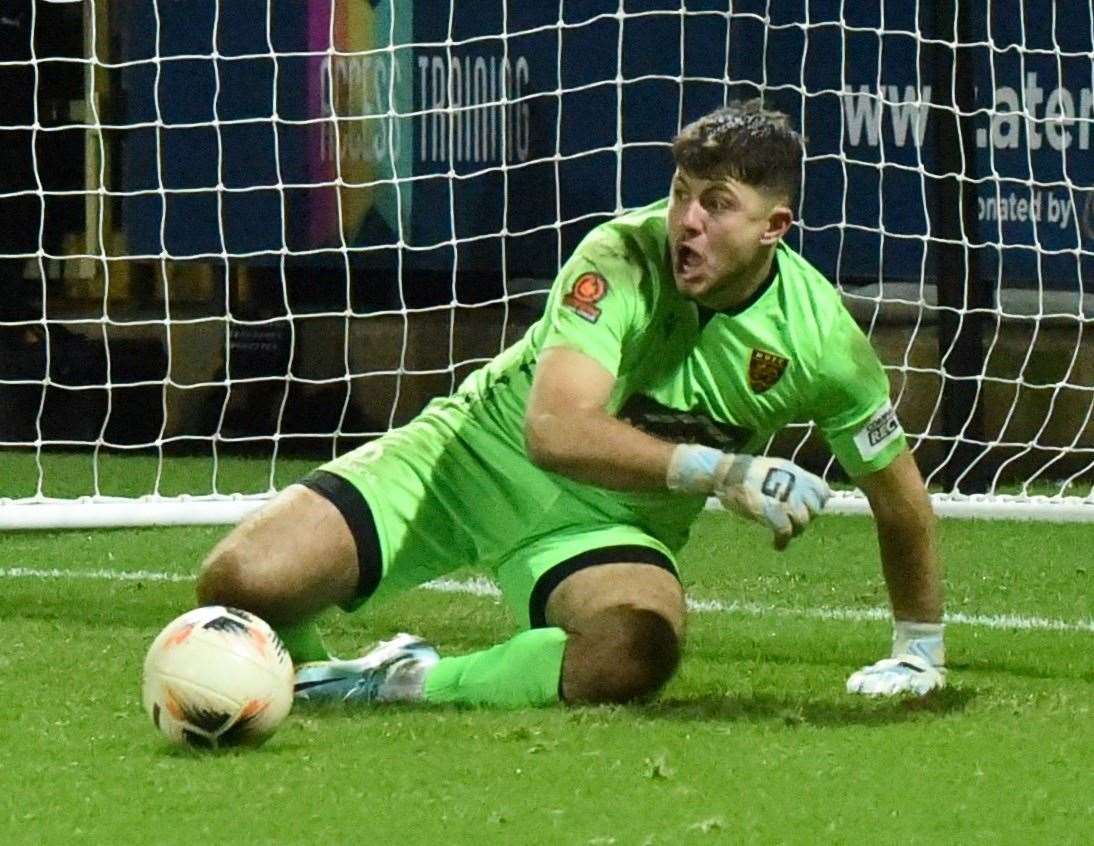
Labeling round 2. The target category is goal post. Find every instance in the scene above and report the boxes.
[1,0,1092,530]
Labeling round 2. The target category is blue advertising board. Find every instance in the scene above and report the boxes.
[116,0,1093,293]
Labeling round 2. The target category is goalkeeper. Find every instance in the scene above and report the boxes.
[197,101,944,707]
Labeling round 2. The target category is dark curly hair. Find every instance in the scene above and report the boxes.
[671,100,804,209]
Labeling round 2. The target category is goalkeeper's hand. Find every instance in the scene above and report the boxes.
[846,622,946,697]
[667,445,831,550]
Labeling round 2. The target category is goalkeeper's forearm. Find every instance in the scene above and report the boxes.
[523,410,831,554]
[524,406,679,491]
[856,451,943,624]
[874,486,943,624]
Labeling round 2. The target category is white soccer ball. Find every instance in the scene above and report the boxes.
[142,606,294,749]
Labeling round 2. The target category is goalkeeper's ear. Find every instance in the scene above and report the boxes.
[759,203,793,245]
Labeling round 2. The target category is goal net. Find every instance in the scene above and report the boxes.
[1,0,1092,528]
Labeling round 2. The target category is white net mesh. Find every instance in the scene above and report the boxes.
[0,0,1092,527]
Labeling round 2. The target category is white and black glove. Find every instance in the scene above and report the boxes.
[667,444,831,550]
[846,621,946,697]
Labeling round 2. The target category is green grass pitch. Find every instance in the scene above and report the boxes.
[0,509,1090,844]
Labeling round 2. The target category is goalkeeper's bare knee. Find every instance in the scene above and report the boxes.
[195,485,359,625]
[561,606,681,704]
[196,542,263,615]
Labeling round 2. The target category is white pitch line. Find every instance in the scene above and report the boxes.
[428,576,1094,633]
[684,597,1094,633]
[3,567,1092,634]
[0,566,194,583]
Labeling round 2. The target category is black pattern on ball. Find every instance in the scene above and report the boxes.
[182,729,214,749]
[270,631,289,660]
[216,713,264,748]
[180,704,234,734]
[202,614,249,635]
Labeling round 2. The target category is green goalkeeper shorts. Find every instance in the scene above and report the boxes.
[300,412,678,630]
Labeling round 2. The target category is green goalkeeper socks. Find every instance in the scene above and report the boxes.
[274,620,332,664]
[422,627,568,708]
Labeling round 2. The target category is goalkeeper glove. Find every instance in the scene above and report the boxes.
[667,444,831,550]
[846,621,946,697]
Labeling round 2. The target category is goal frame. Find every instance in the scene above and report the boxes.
[2,2,1092,528]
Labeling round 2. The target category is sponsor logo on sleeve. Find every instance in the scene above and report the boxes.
[563,272,608,323]
[853,401,903,461]
[748,348,790,393]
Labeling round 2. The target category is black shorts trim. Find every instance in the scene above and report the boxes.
[299,470,383,603]
[528,544,678,629]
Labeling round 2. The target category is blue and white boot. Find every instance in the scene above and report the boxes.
[293,633,440,704]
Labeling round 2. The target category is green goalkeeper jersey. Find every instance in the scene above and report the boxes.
[418,198,905,552]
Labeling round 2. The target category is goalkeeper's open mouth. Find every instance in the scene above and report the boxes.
[674,242,705,283]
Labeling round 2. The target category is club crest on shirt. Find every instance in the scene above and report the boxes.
[563,273,608,323]
[748,348,789,393]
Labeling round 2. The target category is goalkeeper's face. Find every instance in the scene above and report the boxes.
[667,169,790,309]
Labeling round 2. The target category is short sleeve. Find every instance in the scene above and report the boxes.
[538,247,646,377]
[811,312,907,478]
